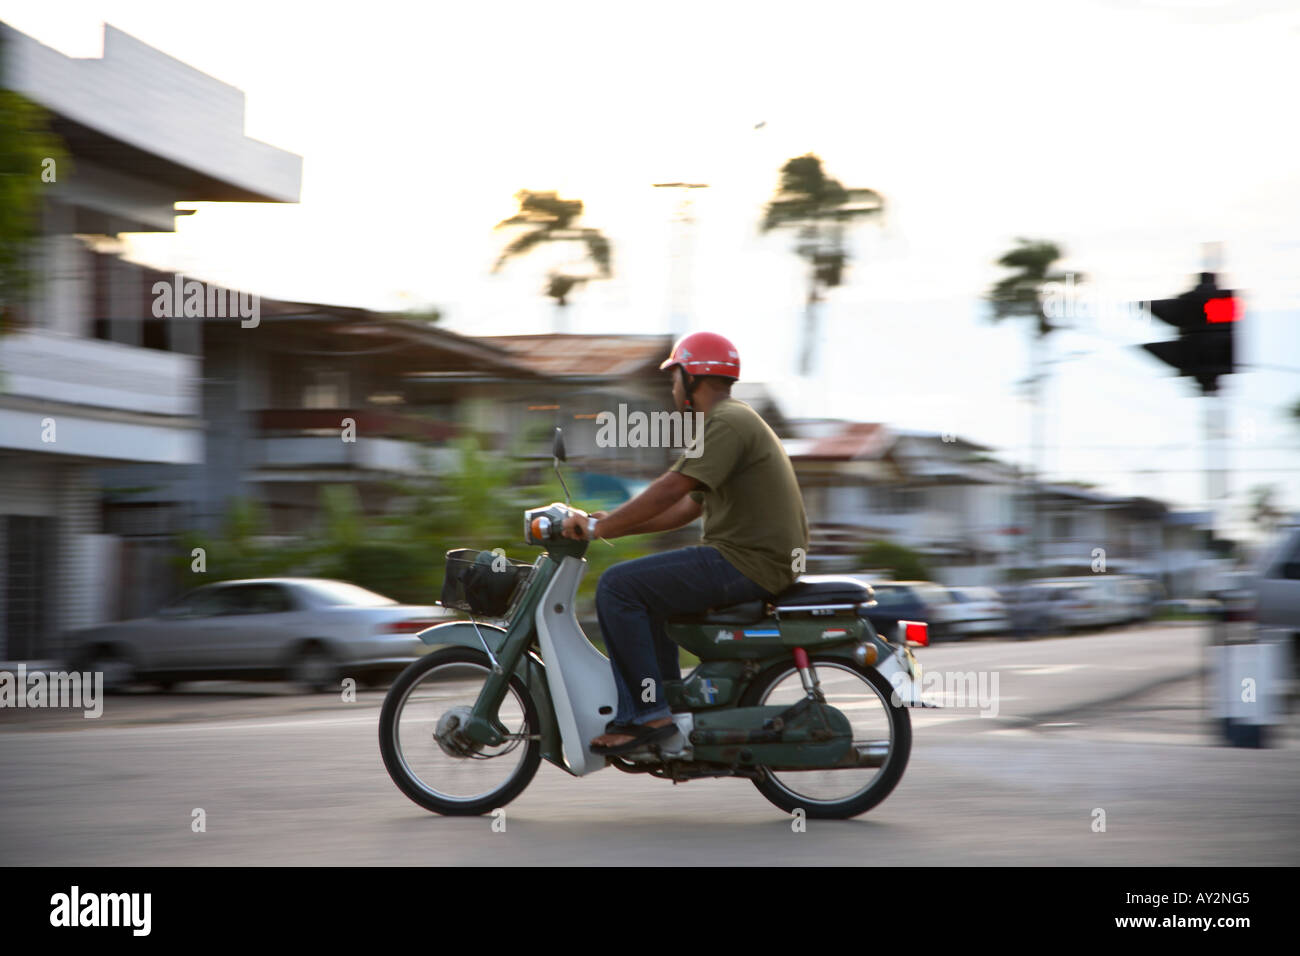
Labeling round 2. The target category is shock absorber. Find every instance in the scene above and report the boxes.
[792,647,822,699]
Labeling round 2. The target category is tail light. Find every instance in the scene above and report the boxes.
[384,619,442,634]
[898,620,928,647]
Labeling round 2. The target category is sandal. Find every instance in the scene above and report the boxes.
[590,720,678,756]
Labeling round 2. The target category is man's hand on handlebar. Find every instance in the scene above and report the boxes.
[561,509,608,540]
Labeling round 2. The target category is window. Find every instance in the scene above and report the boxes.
[216,584,295,614]
[868,587,908,608]
[4,516,52,659]
[165,584,294,616]
[161,586,224,618]
[303,369,348,409]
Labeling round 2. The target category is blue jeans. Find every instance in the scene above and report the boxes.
[595,546,773,726]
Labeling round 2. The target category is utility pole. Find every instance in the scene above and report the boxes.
[653,182,708,341]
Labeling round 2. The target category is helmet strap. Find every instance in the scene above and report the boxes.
[682,370,699,409]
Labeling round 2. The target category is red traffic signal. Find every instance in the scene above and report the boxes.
[1204,296,1239,324]
[1140,273,1238,394]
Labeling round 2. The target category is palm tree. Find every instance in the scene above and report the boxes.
[760,154,884,376]
[491,190,612,332]
[986,238,1078,575]
[987,238,1076,336]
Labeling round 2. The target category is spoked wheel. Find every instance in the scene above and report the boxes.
[740,656,911,819]
[379,646,541,816]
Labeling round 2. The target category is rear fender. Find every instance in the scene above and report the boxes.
[415,620,564,768]
[873,642,937,708]
[789,637,936,708]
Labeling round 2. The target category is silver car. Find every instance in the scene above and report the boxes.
[65,578,455,692]
[945,586,1010,636]
[1256,524,1300,682]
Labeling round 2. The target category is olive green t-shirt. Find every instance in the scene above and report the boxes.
[670,398,809,596]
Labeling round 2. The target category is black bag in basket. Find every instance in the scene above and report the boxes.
[441,548,529,617]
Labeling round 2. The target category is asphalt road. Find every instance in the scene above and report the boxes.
[2,622,1297,865]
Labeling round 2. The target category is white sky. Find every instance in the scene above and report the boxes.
[4,0,1299,537]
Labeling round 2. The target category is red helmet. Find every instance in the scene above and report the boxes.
[659,331,740,380]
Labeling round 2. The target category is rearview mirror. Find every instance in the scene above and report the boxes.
[552,427,567,462]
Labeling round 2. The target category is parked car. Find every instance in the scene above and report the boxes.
[855,580,958,642]
[1256,524,1300,680]
[1033,576,1139,628]
[945,586,1010,637]
[1154,598,1220,616]
[1010,581,1107,635]
[1123,578,1164,623]
[65,578,454,692]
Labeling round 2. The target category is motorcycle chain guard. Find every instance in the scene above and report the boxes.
[688,701,852,768]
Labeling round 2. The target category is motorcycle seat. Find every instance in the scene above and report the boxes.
[669,577,874,625]
[773,576,874,607]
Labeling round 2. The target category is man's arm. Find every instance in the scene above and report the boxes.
[616,490,702,535]
[562,470,700,540]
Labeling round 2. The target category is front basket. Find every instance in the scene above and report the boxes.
[440,548,533,617]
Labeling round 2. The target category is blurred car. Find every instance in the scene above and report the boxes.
[65,578,454,692]
[1256,525,1300,682]
[855,580,958,642]
[944,586,1009,637]
[1034,576,1138,628]
[1011,581,1107,635]
[1154,598,1220,616]
[1123,578,1164,623]
[1257,526,1300,628]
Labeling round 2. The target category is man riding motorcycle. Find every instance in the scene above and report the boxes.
[561,331,809,755]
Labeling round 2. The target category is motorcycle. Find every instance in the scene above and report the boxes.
[379,429,933,819]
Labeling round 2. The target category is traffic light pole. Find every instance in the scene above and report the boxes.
[1136,257,1257,745]
[1203,390,1226,538]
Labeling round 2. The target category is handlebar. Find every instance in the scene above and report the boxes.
[524,502,585,545]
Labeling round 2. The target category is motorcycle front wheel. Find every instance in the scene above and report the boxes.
[379,646,541,816]
[739,655,911,820]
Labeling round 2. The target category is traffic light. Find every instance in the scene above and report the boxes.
[1140,272,1238,394]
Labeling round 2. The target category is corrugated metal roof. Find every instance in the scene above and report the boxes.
[790,422,891,460]
[479,334,673,377]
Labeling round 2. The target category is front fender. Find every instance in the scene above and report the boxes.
[418,619,506,650]
[413,620,564,768]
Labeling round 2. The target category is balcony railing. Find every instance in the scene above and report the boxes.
[0,328,197,416]
[256,408,458,442]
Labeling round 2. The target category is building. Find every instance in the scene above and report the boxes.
[0,23,301,658]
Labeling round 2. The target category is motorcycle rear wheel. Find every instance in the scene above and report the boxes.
[739,655,911,819]
[379,646,541,816]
